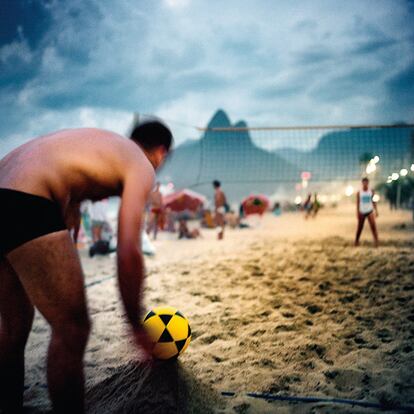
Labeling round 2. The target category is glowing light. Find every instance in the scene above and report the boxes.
[345,185,354,196]
[400,168,408,177]
[319,195,328,203]
[294,196,302,205]
[302,179,309,188]
[411,164,414,172]
[366,163,377,174]
[391,173,399,181]
[301,171,311,180]
[372,194,380,202]
[373,156,380,164]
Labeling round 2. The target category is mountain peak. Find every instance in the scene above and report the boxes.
[207,109,231,129]
[234,120,248,128]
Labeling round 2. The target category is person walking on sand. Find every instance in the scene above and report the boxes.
[0,121,172,413]
[302,193,312,219]
[355,177,379,247]
[213,180,227,240]
[147,182,163,240]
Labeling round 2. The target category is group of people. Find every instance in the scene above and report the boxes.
[302,192,321,219]
[145,179,230,241]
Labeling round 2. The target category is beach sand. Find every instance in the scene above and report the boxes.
[22,204,414,413]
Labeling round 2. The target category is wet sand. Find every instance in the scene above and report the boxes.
[23,204,414,413]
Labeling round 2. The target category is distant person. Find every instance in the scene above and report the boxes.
[201,209,215,229]
[213,180,227,240]
[178,219,201,239]
[303,193,313,219]
[312,193,321,218]
[164,207,176,232]
[355,177,379,247]
[80,201,92,241]
[90,199,109,243]
[147,182,163,240]
[272,201,282,216]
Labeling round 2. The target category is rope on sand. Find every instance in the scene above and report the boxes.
[85,275,115,288]
[221,391,414,412]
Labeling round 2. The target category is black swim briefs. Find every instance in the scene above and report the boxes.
[0,188,67,256]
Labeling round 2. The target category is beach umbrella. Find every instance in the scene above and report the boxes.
[163,189,206,212]
[241,195,270,216]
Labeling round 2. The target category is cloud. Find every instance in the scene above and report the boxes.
[0,0,413,154]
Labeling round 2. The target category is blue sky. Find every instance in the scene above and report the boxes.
[0,0,413,155]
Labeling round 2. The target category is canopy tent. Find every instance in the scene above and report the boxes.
[163,189,206,212]
[241,195,269,216]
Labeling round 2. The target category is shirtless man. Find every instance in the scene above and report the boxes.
[147,182,163,240]
[0,121,172,413]
[355,177,379,247]
[212,180,227,240]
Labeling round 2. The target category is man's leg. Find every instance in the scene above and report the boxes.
[153,213,159,240]
[7,230,91,414]
[354,214,366,246]
[0,259,34,413]
[367,213,379,247]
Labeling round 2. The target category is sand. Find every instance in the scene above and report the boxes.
[22,204,414,413]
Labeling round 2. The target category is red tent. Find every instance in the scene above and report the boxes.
[163,189,206,212]
[241,195,269,216]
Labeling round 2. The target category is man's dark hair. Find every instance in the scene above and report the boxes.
[362,177,369,182]
[130,120,173,152]
[213,180,221,188]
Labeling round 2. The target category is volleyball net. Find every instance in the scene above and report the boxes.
[159,122,414,202]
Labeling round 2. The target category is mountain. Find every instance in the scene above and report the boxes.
[159,109,300,202]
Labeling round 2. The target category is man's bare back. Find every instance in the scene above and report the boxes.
[0,123,172,413]
[0,128,152,212]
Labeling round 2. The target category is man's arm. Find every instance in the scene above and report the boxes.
[117,165,154,350]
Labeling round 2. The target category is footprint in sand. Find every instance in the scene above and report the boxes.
[306,304,322,314]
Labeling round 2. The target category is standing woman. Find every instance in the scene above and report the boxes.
[355,177,379,247]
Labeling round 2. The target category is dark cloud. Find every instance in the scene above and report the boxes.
[352,38,397,55]
[386,60,414,106]
[311,68,383,102]
[0,0,52,48]
[294,50,333,65]
[0,0,414,149]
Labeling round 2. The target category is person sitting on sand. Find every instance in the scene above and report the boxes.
[213,180,227,240]
[0,121,172,413]
[355,177,379,247]
[178,218,201,239]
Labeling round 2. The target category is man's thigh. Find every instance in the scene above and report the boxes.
[0,258,33,333]
[6,230,87,327]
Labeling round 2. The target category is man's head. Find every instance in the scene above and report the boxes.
[130,120,173,170]
[362,177,369,190]
[212,180,221,189]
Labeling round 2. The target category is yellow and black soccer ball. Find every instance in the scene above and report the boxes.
[143,306,191,360]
